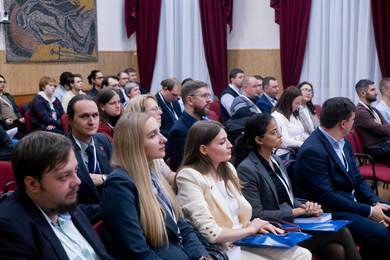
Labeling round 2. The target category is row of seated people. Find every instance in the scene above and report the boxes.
[1,91,389,259]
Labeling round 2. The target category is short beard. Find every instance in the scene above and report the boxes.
[47,201,78,216]
[194,105,209,117]
[367,96,377,103]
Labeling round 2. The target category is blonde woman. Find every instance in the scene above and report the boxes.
[100,112,209,259]
[176,120,312,260]
[125,95,175,185]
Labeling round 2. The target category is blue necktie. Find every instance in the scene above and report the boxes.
[85,145,100,174]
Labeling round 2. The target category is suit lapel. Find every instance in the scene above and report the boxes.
[204,174,234,223]
[17,192,68,259]
[317,130,354,185]
[94,136,109,175]
[68,134,99,199]
[249,152,280,205]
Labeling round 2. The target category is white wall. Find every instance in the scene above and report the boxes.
[0,0,278,51]
[228,0,280,49]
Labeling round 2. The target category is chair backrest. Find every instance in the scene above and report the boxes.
[0,161,16,193]
[345,132,357,153]
[209,100,223,123]
[24,109,32,132]
[60,114,69,134]
[314,104,321,119]
[93,220,104,236]
[351,129,364,153]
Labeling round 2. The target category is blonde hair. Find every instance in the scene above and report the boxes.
[38,76,56,91]
[125,94,156,114]
[112,112,182,247]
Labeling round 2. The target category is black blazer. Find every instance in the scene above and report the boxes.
[166,111,198,171]
[237,151,302,221]
[294,128,379,217]
[155,92,182,137]
[0,190,112,260]
[100,168,208,259]
[67,132,112,223]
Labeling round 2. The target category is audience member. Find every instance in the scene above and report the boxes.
[0,124,13,160]
[375,78,390,123]
[294,97,390,259]
[30,76,64,134]
[271,86,308,159]
[354,79,390,165]
[298,81,319,134]
[0,131,111,259]
[54,71,72,101]
[125,94,176,185]
[254,74,264,97]
[117,71,130,104]
[176,120,311,260]
[61,73,84,111]
[124,67,147,94]
[166,80,211,171]
[220,68,245,121]
[87,70,104,98]
[123,81,141,107]
[0,74,27,138]
[234,113,361,260]
[225,76,262,144]
[101,112,209,259]
[66,95,112,224]
[95,89,122,138]
[155,78,182,137]
[256,76,279,113]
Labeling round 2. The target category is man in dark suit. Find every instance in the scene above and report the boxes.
[256,76,279,113]
[294,97,390,259]
[66,95,112,224]
[155,78,182,137]
[354,79,390,166]
[0,131,111,259]
[166,80,211,171]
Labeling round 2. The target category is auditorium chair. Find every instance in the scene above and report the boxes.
[0,161,16,194]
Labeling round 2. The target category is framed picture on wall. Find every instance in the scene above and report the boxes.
[4,0,98,62]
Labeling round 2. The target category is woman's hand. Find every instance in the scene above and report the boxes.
[259,223,285,235]
[300,201,323,216]
[46,125,55,130]
[246,218,269,234]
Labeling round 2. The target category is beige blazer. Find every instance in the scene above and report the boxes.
[176,163,252,243]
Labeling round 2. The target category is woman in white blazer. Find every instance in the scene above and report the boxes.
[271,86,309,159]
[176,120,311,260]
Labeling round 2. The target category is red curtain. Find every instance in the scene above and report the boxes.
[199,0,233,96]
[124,0,161,92]
[371,0,390,77]
[270,0,311,88]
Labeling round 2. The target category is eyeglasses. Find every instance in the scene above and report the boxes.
[0,80,6,84]
[300,88,313,93]
[190,93,212,99]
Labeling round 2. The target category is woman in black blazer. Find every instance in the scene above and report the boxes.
[233,113,361,260]
[100,112,209,259]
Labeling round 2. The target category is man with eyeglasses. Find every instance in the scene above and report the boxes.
[66,95,112,224]
[156,78,183,137]
[117,71,130,105]
[166,80,211,170]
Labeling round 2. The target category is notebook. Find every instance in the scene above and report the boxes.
[293,213,332,224]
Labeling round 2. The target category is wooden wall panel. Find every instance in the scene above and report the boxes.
[3,49,281,104]
[0,50,138,98]
[227,49,283,88]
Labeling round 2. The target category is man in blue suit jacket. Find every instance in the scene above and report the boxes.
[294,97,390,259]
[66,95,112,224]
[166,80,211,171]
[256,76,279,113]
[0,131,111,259]
[155,78,182,137]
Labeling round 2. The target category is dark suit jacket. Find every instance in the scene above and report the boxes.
[100,168,208,260]
[354,102,390,148]
[30,94,64,134]
[0,190,112,260]
[166,111,198,171]
[256,94,274,114]
[0,92,21,128]
[294,128,379,217]
[0,125,13,161]
[237,151,302,221]
[155,93,182,137]
[67,132,112,223]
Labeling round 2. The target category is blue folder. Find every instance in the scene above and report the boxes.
[234,232,311,248]
[283,220,351,232]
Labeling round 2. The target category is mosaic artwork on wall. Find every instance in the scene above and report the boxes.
[4,0,98,62]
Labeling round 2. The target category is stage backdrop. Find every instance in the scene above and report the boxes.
[4,0,98,62]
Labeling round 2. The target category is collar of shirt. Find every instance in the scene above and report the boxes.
[229,84,241,96]
[319,126,345,151]
[73,135,95,152]
[264,93,277,105]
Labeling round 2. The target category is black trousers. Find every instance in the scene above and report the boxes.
[366,141,390,166]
